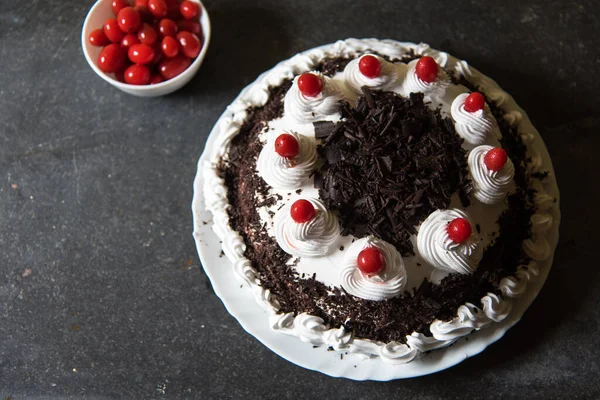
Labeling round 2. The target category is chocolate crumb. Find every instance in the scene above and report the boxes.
[339,246,344,251]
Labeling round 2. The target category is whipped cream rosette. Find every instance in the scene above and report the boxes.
[417,209,483,275]
[451,92,501,145]
[400,56,449,99]
[468,145,515,204]
[274,198,340,257]
[256,131,318,190]
[339,237,407,301]
[283,71,343,124]
[343,54,404,94]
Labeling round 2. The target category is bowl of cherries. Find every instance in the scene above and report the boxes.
[82,0,210,96]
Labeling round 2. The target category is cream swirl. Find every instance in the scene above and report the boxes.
[256,131,317,190]
[468,145,515,204]
[430,303,491,341]
[451,93,498,145]
[343,54,404,94]
[274,198,340,257]
[417,209,483,275]
[339,237,407,301]
[283,72,342,123]
[401,58,449,98]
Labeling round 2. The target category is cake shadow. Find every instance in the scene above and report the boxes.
[174,2,293,97]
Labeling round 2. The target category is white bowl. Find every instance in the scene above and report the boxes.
[81,0,211,97]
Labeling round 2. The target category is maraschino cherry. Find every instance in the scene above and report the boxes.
[484,148,508,171]
[415,56,438,83]
[447,218,472,244]
[297,73,322,97]
[359,55,381,78]
[290,199,316,223]
[274,133,299,158]
[464,92,486,113]
[357,247,385,276]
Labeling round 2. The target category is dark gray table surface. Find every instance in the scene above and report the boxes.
[1,0,599,398]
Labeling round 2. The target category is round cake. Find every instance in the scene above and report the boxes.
[198,39,560,366]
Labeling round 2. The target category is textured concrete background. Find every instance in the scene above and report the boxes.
[0,0,599,398]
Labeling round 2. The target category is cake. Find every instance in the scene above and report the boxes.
[200,39,559,365]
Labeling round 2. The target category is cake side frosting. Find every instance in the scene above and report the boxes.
[201,39,558,363]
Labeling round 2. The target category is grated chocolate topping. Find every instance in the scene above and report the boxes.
[315,88,470,256]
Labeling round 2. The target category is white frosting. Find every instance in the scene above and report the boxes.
[451,93,499,145]
[283,72,343,123]
[256,131,318,190]
[200,39,559,363]
[523,237,551,261]
[430,303,491,340]
[401,58,449,99]
[343,54,404,94]
[468,145,515,204]
[339,237,407,301]
[430,292,512,340]
[417,209,483,275]
[274,198,340,257]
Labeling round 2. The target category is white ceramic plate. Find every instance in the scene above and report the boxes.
[191,40,560,380]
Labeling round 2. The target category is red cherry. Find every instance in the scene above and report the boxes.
[358,55,381,78]
[483,148,508,172]
[148,0,168,18]
[114,67,127,83]
[88,29,109,47]
[464,92,486,113]
[158,18,178,36]
[150,73,164,84]
[176,20,202,35]
[134,0,148,7]
[290,200,316,223]
[297,73,322,97]
[124,64,151,85]
[152,47,165,65]
[111,0,129,15]
[134,5,154,23]
[161,36,179,58]
[103,18,124,43]
[137,23,158,46]
[97,44,127,73]
[274,134,299,158]
[158,54,191,79]
[180,0,200,19]
[117,7,141,34]
[415,56,438,83]
[176,31,201,58]
[121,33,139,48]
[447,218,472,244]
[128,43,155,65]
[357,247,385,276]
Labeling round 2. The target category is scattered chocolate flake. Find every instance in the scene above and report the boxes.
[295,189,302,194]
[531,171,549,180]
[339,246,344,251]
[316,88,470,256]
